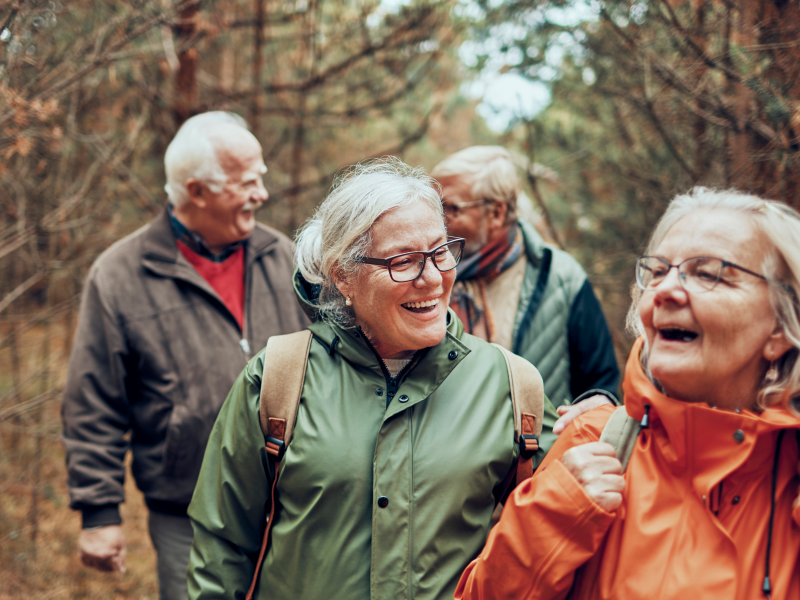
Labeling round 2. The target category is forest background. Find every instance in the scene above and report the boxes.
[2,0,799,597]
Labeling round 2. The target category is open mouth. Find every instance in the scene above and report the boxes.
[658,327,698,342]
[402,298,439,313]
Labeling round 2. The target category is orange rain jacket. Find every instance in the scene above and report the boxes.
[455,338,800,600]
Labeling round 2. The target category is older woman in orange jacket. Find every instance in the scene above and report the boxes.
[455,188,800,600]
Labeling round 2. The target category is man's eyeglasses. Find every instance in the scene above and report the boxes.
[354,238,466,283]
[635,256,768,294]
[442,199,494,218]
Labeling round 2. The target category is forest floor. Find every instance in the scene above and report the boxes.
[0,410,159,599]
[0,318,158,599]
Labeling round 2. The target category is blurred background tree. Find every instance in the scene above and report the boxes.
[3,0,800,596]
[0,0,488,595]
[463,0,800,353]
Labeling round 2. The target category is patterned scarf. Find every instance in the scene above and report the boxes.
[449,224,523,341]
[168,204,246,263]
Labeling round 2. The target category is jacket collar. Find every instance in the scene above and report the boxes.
[622,337,800,491]
[142,209,279,276]
[519,218,547,267]
[301,268,470,421]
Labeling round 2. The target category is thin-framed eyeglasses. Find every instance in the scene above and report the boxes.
[442,199,495,218]
[354,237,466,283]
[635,255,769,294]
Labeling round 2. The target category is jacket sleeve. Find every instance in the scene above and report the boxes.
[187,353,271,600]
[61,271,131,528]
[567,279,620,400]
[455,405,617,600]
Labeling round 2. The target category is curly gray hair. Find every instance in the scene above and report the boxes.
[627,187,800,412]
[295,157,444,326]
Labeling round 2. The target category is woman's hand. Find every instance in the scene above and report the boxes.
[560,442,625,512]
[553,395,614,434]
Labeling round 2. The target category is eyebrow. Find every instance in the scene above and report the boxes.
[380,233,447,256]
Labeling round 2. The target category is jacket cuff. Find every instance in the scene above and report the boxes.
[573,388,619,406]
[81,504,122,529]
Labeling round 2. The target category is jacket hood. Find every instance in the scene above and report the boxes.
[622,337,800,488]
[293,269,325,323]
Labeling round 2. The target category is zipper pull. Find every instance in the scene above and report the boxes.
[239,338,251,356]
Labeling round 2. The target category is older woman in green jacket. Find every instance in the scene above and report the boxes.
[186,159,596,600]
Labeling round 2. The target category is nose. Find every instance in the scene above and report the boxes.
[415,255,443,288]
[652,266,688,305]
[255,178,268,202]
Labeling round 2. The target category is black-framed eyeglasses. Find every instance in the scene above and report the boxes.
[354,237,466,283]
[635,256,769,294]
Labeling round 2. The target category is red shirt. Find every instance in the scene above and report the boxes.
[177,241,245,329]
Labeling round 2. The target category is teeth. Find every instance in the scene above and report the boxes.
[403,298,439,309]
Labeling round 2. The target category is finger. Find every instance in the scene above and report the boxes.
[582,441,619,457]
[571,457,623,485]
[596,473,626,492]
[595,491,624,513]
[553,407,580,434]
[556,405,570,416]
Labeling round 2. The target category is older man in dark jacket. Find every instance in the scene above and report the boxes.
[61,111,308,599]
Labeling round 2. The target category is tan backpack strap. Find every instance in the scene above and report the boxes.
[599,405,639,474]
[247,329,313,600]
[492,344,544,485]
[258,330,314,456]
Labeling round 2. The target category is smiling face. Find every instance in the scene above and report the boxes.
[182,126,268,253]
[639,210,791,409]
[337,199,455,360]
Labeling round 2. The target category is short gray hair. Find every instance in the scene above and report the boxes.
[431,146,519,223]
[164,111,250,206]
[627,187,800,411]
[295,157,444,325]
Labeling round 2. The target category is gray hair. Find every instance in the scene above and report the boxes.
[295,157,444,325]
[164,111,250,206]
[431,146,519,223]
[627,187,800,411]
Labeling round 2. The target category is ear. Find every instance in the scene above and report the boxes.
[763,329,794,362]
[185,179,207,208]
[486,201,509,236]
[332,265,352,300]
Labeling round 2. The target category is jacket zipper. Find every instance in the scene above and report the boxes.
[239,240,276,362]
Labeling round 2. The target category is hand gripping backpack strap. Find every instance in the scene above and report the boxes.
[599,405,639,474]
[492,344,544,484]
[246,329,313,600]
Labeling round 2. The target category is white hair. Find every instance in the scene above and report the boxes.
[431,146,519,223]
[164,111,250,206]
[627,187,800,411]
[295,157,444,325]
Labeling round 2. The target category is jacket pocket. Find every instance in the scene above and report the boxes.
[162,404,207,480]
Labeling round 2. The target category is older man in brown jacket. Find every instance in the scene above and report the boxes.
[61,112,308,599]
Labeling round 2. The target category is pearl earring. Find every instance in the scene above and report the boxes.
[765,362,779,384]
[346,296,352,306]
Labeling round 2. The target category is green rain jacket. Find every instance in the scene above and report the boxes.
[187,275,558,600]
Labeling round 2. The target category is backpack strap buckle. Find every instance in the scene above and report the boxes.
[266,417,288,459]
[266,436,286,459]
[519,433,539,457]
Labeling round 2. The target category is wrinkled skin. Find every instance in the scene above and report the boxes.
[78,525,126,573]
[640,210,793,410]
[174,124,268,254]
[561,442,625,512]
[437,175,507,256]
[336,199,456,359]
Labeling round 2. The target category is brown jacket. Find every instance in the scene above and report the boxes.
[61,210,308,527]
